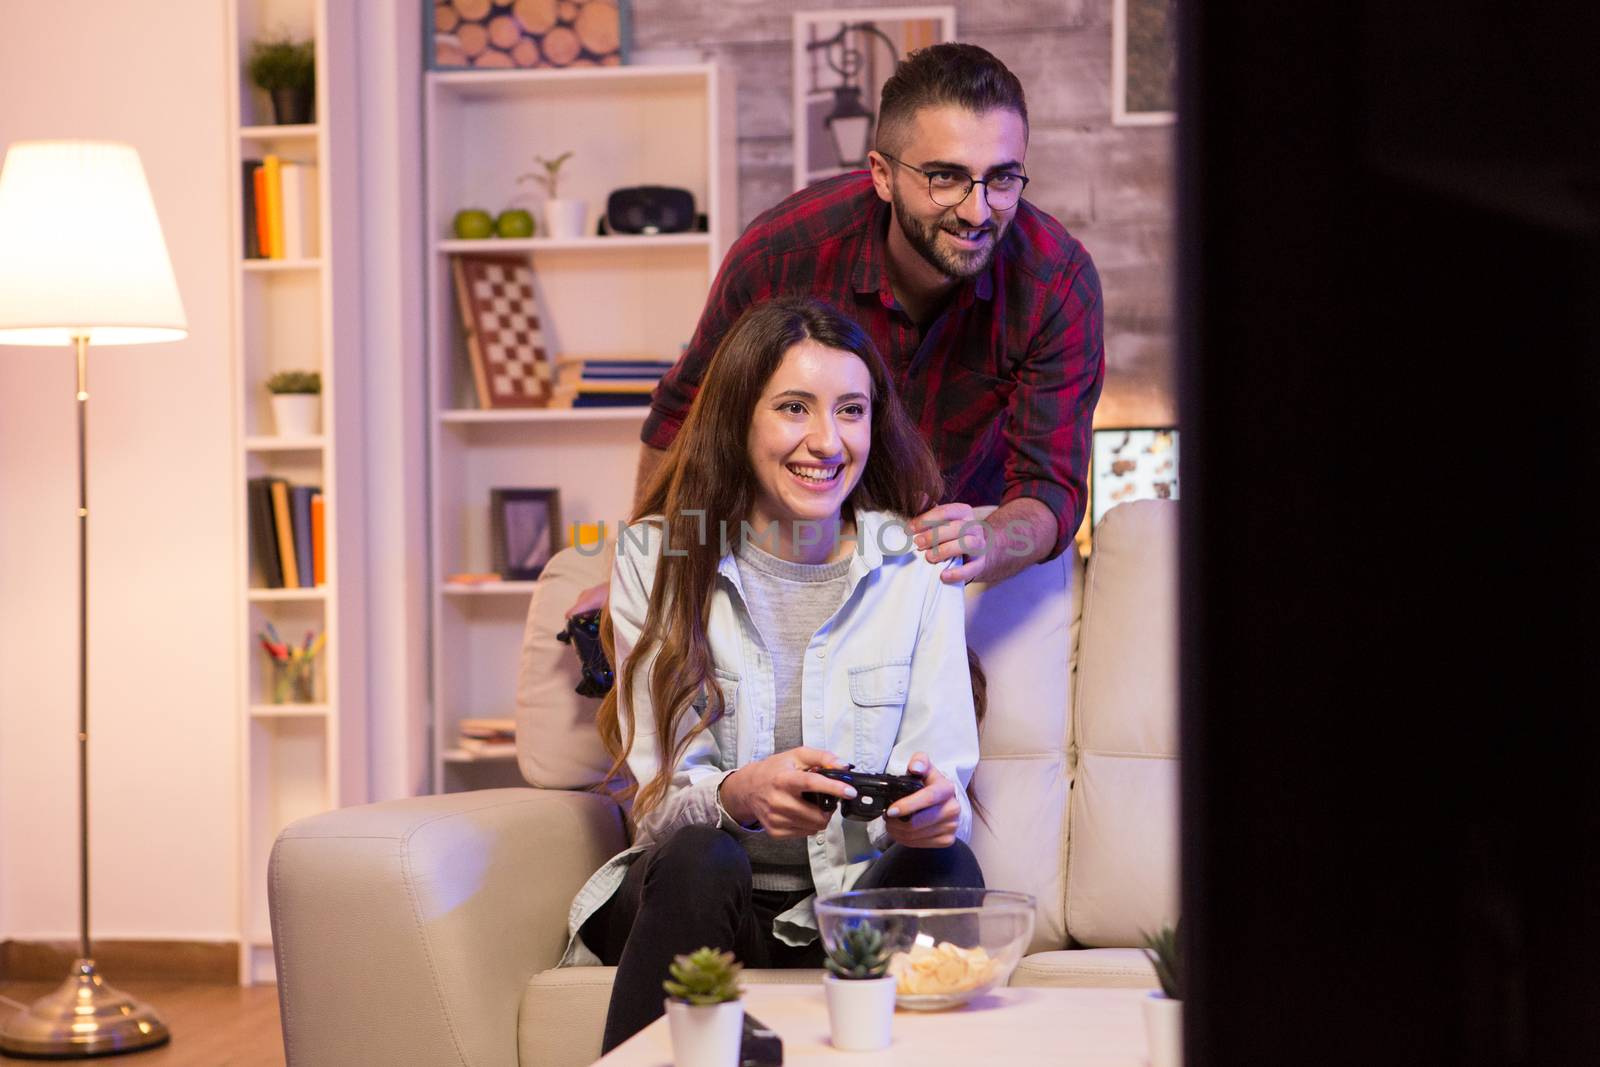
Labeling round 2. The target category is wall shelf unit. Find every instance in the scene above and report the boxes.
[424,62,734,794]
[225,0,365,985]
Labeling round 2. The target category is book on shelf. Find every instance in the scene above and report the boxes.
[243,157,315,261]
[247,477,283,588]
[262,155,284,259]
[269,478,299,589]
[457,717,516,757]
[251,164,269,259]
[310,491,326,586]
[291,486,315,589]
[548,354,673,408]
[247,477,324,590]
[457,738,517,757]
[242,159,261,259]
[279,162,319,260]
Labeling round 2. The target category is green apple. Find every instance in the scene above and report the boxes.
[495,209,535,238]
[452,209,494,240]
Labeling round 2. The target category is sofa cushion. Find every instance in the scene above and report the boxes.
[963,552,1077,955]
[516,545,615,788]
[1064,501,1180,946]
[1009,948,1159,989]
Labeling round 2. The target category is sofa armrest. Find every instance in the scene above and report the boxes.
[269,787,626,1067]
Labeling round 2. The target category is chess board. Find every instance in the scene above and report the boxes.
[451,254,552,409]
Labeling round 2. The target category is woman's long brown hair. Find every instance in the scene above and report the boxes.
[595,297,977,821]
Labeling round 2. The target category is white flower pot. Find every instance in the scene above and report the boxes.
[823,973,896,1052]
[543,198,588,240]
[664,998,743,1067]
[270,393,320,437]
[1142,991,1182,1067]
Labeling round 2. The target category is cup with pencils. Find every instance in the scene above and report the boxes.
[260,622,325,704]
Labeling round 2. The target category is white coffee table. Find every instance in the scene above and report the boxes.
[593,983,1152,1066]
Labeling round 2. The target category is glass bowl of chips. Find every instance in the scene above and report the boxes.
[815,888,1036,1011]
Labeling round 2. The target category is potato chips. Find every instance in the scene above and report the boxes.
[887,941,999,996]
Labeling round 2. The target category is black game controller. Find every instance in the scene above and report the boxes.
[802,766,924,822]
[556,611,614,698]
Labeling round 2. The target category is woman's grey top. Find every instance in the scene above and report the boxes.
[732,539,853,890]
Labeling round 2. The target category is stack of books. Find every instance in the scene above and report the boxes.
[458,718,516,758]
[247,477,325,589]
[242,154,319,260]
[549,355,677,408]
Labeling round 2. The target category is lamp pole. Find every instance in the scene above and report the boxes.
[76,333,91,965]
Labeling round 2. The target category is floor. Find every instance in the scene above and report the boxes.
[0,981,283,1066]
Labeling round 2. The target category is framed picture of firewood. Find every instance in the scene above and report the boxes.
[431,0,628,70]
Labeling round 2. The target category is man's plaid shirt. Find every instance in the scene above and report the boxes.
[642,173,1104,560]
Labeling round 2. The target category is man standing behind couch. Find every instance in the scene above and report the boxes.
[569,42,1103,614]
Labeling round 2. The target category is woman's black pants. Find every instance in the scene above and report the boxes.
[581,824,985,1053]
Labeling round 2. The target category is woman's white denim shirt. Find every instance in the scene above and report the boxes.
[558,508,979,967]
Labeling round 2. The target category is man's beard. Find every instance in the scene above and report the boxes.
[891,184,1005,280]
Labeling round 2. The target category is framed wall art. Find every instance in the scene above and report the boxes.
[431,0,627,70]
[1091,426,1180,528]
[490,488,562,580]
[1113,0,1176,125]
[792,7,955,191]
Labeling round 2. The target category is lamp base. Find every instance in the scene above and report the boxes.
[0,959,170,1059]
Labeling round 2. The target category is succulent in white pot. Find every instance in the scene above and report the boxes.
[1141,923,1184,1067]
[265,370,321,437]
[662,947,744,1067]
[822,921,896,1051]
[518,151,586,240]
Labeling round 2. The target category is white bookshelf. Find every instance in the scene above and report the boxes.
[424,62,735,794]
[225,0,366,985]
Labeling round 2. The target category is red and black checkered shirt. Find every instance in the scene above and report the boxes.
[643,173,1104,560]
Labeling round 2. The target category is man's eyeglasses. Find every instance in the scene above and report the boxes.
[879,153,1030,210]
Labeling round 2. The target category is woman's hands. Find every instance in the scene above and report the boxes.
[720,749,961,847]
[884,753,962,849]
[719,747,856,838]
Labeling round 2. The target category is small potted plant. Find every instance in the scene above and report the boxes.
[662,947,744,1067]
[248,35,316,125]
[517,151,585,240]
[265,370,321,437]
[823,921,896,1051]
[1141,922,1183,1067]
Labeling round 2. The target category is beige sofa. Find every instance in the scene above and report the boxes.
[268,500,1178,1067]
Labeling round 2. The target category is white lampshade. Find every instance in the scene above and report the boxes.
[0,140,187,346]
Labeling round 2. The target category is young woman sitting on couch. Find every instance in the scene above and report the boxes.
[563,296,985,1052]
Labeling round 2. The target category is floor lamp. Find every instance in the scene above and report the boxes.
[0,141,187,1058]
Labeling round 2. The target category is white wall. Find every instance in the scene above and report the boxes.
[0,2,238,941]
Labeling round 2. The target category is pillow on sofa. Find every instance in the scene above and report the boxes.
[515,545,615,788]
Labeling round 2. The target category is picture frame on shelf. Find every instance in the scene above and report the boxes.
[1091,427,1180,530]
[490,488,561,580]
[429,0,628,70]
